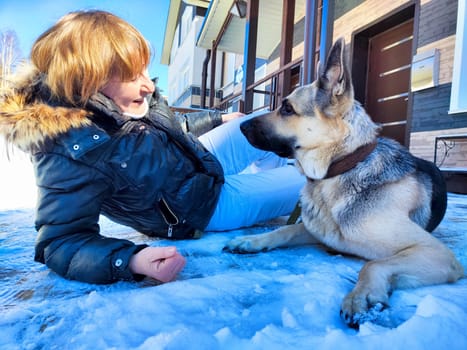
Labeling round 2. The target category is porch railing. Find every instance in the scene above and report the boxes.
[215,57,304,114]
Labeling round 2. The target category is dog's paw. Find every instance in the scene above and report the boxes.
[340,287,389,329]
[223,236,269,254]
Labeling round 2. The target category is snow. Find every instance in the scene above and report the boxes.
[0,149,37,211]
[1,152,467,350]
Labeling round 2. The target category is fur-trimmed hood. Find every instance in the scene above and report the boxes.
[0,65,90,153]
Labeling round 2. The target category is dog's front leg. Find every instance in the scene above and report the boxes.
[340,237,464,328]
[224,222,318,253]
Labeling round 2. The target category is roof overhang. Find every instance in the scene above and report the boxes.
[196,0,306,59]
[161,0,182,65]
[161,0,211,65]
[163,0,307,64]
[196,0,238,51]
[183,0,211,6]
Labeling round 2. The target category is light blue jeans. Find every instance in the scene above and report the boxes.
[199,112,305,231]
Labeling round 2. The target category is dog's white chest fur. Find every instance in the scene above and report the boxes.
[300,178,346,248]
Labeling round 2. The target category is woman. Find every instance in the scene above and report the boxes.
[0,10,304,284]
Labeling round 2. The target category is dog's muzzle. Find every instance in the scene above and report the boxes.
[240,118,296,158]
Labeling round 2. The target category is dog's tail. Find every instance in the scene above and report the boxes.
[415,157,447,232]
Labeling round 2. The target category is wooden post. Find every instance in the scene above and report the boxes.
[279,0,295,99]
[242,0,259,113]
[201,49,211,109]
[209,41,217,108]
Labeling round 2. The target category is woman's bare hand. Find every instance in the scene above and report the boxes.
[129,246,186,282]
[221,112,245,123]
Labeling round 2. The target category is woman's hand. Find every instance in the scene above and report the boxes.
[221,112,245,123]
[129,246,186,282]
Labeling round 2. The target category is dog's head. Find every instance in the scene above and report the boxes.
[241,38,375,179]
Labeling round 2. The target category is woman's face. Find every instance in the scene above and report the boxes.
[100,70,155,115]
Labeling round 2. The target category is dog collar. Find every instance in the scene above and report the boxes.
[324,140,378,179]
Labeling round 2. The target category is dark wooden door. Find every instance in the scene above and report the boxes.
[366,19,414,145]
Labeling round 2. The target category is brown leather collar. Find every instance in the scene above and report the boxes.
[323,140,377,179]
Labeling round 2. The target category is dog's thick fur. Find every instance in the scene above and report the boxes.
[224,38,464,328]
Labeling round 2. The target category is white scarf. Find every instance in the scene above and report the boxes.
[122,99,149,119]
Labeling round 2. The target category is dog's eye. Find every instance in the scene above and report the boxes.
[280,101,296,116]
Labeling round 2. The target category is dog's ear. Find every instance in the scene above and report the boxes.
[319,38,351,98]
[315,60,322,80]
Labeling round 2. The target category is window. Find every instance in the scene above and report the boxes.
[182,67,190,90]
[449,0,467,114]
[180,7,192,45]
[170,26,179,63]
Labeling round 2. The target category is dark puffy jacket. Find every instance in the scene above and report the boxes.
[0,68,224,284]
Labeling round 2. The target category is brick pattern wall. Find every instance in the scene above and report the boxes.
[415,0,458,86]
[411,0,467,162]
[416,36,455,86]
[412,84,467,132]
[334,0,366,19]
[411,0,467,163]
[333,0,409,43]
[332,0,467,168]
[410,127,467,167]
[418,0,458,47]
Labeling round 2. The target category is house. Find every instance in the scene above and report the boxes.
[161,0,228,109]
[162,0,467,192]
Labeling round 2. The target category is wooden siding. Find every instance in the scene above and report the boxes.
[410,127,467,166]
[333,0,410,43]
[416,35,455,86]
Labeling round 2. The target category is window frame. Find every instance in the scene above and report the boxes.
[449,0,467,114]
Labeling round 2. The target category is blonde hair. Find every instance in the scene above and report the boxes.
[31,10,152,106]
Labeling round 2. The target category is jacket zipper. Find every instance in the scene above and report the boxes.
[157,197,179,237]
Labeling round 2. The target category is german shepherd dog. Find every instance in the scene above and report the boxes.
[225,38,464,328]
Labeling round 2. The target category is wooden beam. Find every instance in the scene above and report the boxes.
[214,13,234,48]
[279,0,295,99]
[206,12,234,109]
[200,49,211,109]
[242,0,259,113]
[209,42,217,108]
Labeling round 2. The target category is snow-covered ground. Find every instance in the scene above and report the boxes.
[0,149,37,211]
[1,153,466,350]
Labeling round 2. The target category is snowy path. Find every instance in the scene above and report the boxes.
[1,192,466,349]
